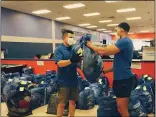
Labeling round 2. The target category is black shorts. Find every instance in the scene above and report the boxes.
[113,77,134,98]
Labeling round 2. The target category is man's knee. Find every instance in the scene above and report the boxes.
[69,100,76,107]
[117,105,121,113]
[117,102,123,113]
[58,103,66,108]
[116,98,129,111]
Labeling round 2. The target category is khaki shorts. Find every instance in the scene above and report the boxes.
[59,87,78,104]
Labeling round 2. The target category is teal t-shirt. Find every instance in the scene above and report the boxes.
[114,37,134,80]
[54,44,78,87]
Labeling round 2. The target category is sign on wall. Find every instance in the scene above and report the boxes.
[37,61,44,66]
[131,62,141,69]
[142,47,154,61]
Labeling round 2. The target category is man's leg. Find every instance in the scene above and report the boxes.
[69,100,76,117]
[57,88,69,117]
[116,98,130,117]
[57,103,65,117]
[113,78,134,117]
[69,88,78,117]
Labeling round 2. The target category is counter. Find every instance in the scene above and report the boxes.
[1,59,155,87]
[2,58,154,62]
[1,64,26,75]
[103,59,155,62]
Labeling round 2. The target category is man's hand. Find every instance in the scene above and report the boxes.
[82,34,91,42]
[103,67,114,74]
[102,70,106,74]
[70,53,82,63]
[86,41,92,48]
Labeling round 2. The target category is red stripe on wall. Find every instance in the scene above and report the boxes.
[1,60,85,80]
[103,61,155,88]
[112,33,155,40]
[103,62,114,88]
[1,60,57,74]
[1,60,155,88]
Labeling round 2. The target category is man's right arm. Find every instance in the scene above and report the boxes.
[54,48,71,68]
[57,60,71,68]
[103,66,113,74]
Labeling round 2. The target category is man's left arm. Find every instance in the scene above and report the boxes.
[87,39,128,55]
[87,43,120,55]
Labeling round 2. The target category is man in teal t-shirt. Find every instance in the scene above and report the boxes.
[54,29,81,117]
[86,22,134,117]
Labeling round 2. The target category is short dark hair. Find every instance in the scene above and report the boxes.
[36,54,41,59]
[118,22,130,32]
[61,29,74,39]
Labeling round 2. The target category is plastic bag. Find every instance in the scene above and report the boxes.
[129,96,147,117]
[31,93,42,110]
[83,46,103,83]
[72,34,103,83]
[77,87,95,110]
[97,96,120,117]
[131,85,153,114]
[89,83,105,104]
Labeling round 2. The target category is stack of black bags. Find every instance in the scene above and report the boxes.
[1,68,155,117]
[1,67,59,117]
[97,74,155,117]
[46,75,109,116]
[76,75,109,110]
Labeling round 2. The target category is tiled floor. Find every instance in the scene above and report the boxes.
[1,103,97,117]
[1,103,154,117]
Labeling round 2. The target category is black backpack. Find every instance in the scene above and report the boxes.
[7,85,32,117]
[97,96,121,117]
[47,92,69,116]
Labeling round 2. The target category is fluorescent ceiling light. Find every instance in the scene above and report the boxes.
[107,24,119,27]
[83,12,100,17]
[78,23,90,26]
[109,32,117,35]
[103,30,112,33]
[63,3,85,9]
[87,25,97,28]
[140,30,149,33]
[99,20,112,23]
[97,29,106,31]
[56,17,71,21]
[32,9,51,14]
[126,17,141,20]
[128,32,135,34]
[105,1,119,3]
[116,8,136,13]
